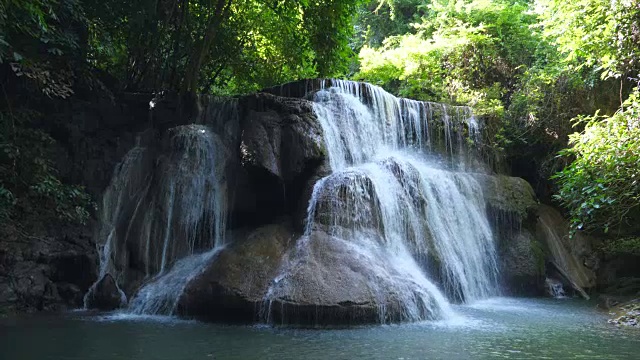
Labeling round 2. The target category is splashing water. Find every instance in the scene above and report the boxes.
[545,278,567,299]
[129,247,224,315]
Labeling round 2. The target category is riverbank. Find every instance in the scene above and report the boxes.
[607,298,640,328]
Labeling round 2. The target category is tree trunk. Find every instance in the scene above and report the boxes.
[181,0,232,94]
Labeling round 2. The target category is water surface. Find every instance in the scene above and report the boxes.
[1,298,638,360]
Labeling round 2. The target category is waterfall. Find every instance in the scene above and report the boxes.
[264,80,499,323]
[87,124,228,314]
[545,278,567,298]
[89,80,502,323]
[306,81,498,320]
[316,79,478,168]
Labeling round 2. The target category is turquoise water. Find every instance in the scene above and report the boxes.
[1,298,638,360]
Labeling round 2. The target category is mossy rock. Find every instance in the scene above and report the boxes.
[474,174,538,221]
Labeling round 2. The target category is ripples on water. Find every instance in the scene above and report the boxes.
[1,298,638,360]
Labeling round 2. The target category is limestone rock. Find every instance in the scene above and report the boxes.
[474,174,539,224]
[536,204,597,291]
[608,299,640,327]
[0,222,97,313]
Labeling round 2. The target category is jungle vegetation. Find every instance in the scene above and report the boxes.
[1,0,639,249]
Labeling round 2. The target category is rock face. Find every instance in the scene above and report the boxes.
[500,229,545,295]
[1,92,152,314]
[264,229,441,325]
[84,274,125,311]
[474,174,539,222]
[236,93,327,228]
[240,93,326,183]
[475,174,545,295]
[536,204,597,295]
[177,223,294,322]
[0,220,97,313]
[178,225,450,325]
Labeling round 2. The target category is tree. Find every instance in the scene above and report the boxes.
[85,0,364,94]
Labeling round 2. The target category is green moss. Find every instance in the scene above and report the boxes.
[530,239,546,275]
[602,237,640,256]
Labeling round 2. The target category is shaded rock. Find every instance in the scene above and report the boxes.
[536,205,596,288]
[500,228,545,296]
[472,174,545,295]
[0,221,98,313]
[602,277,640,296]
[474,174,539,228]
[597,294,626,310]
[236,93,327,226]
[177,222,294,322]
[240,93,326,183]
[598,253,640,292]
[85,274,125,311]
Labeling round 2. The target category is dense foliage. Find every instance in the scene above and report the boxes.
[1,0,94,224]
[83,0,363,94]
[2,0,640,248]
[0,0,363,225]
[353,0,640,241]
[553,89,640,234]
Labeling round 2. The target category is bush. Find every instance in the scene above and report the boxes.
[0,109,93,225]
[553,88,640,234]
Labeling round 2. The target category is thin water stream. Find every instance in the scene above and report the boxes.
[2,298,638,359]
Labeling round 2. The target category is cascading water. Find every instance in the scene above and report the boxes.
[545,278,567,298]
[266,80,500,322]
[84,141,151,308]
[87,124,228,315]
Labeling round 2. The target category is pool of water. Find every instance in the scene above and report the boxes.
[1,298,638,360]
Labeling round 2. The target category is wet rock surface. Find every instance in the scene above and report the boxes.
[499,229,545,296]
[264,228,441,325]
[84,274,125,311]
[607,299,640,327]
[1,81,623,326]
[177,222,294,322]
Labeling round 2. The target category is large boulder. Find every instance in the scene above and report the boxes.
[265,228,447,325]
[177,223,449,325]
[176,223,294,322]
